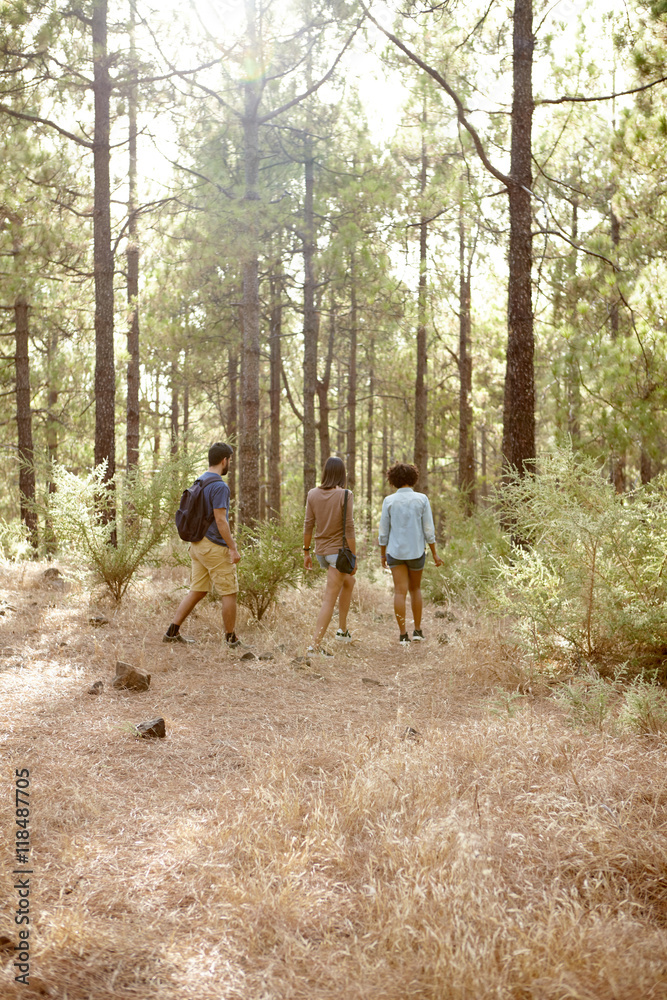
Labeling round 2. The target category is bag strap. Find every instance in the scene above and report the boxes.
[341,489,349,548]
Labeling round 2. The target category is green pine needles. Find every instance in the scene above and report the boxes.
[495,447,667,669]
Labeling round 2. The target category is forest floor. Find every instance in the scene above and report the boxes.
[0,559,666,1000]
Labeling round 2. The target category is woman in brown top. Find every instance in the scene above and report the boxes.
[303,457,357,655]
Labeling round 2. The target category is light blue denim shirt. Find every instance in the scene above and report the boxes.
[378,488,436,560]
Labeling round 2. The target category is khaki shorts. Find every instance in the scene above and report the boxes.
[189,538,238,596]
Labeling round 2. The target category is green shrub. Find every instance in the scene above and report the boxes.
[236,510,306,621]
[494,446,667,667]
[43,456,197,601]
[421,498,510,604]
[0,518,31,562]
[555,675,617,730]
[618,676,667,735]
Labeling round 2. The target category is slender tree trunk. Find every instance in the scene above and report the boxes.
[608,200,626,492]
[268,271,282,518]
[336,358,345,457]
[15,297,37,550]
[92,0,116,488]
[45,331,59,554]
[481,425,488,499]
[239,0,261,524]
[153,375,160,465]
[458,210,475,512]
[382,399,388,497]
[316,302,336,464]
[640,448,652,485]
[170,361,179,455]
[414,135,429,489]
[367,336,374,533]
[565,198,581,443]
[227,347,238,517]
[302,143,318,502]
[126,0,140,471]
[182,350,189,453]
[501,0,535,477]
[347,253,357,490]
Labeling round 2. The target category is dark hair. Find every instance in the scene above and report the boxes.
[387,462,419,489]
[320,456,347,489]
[209,442,233,466]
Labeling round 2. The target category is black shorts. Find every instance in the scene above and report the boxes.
[386,552,426,571]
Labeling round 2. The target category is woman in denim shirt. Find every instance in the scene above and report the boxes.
[378,463,442,645]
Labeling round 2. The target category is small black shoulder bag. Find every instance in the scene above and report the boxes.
[335,490,356,574]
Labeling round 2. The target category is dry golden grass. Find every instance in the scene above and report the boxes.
[0,560,666,999]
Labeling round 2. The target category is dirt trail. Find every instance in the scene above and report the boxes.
[1,563,665,1000]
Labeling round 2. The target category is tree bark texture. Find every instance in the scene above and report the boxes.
[125,0,140,471]
[347,254,357,490]
[316,303,336,466]
[239,0,261,524]
[227,347,238,518]
[268,272,282,518]
[302,146,318,502]
[92,0,116,484]
[15,297,37,549]
[170,361,179,455]
[367,337,374,531]
[458,212,475,512]
[413,137,429,490]
[501,0,535,477]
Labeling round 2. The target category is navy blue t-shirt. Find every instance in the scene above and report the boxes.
[199,472,231,546]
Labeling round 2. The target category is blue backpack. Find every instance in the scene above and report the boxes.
[175,475,222,542]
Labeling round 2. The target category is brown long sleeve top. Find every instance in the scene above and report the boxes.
[304,486,355,556]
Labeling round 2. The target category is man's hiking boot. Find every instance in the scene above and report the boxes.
[412,629,425,641]
[163,631,195,645]
[335,628,352,642]
[399,633,411,646]
[225,632,242,648]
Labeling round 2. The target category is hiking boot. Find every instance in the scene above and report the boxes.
[412,629,425,641]
[225,632,242,648]
[399,633,411,646]
[307,645,334,658]
[335,628,352,642]
[163,631,195,645]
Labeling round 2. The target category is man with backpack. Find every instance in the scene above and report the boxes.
[164,442,242,647]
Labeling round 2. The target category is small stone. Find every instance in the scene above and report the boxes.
[402,726,420,740]
[87,680,104,695]
[135,717,166,739]
[240,651,257,661]
[438,634,450,645]
[43,567,62,580]
[258,652,274,661]
[291,656,312,669]
[112,661,151,692]
[434,609,446,619]
[89,614,110,626]
[362,677,385,687]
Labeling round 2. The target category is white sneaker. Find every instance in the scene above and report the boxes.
[307,645,334,658]
[335,629,352,642]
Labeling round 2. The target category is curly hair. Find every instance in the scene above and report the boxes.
[386,462,419,489]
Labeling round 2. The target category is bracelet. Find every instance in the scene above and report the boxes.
[303,547,310,552]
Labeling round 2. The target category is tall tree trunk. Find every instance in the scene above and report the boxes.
[316,302,336,465]
[566,198,581,443]
[336,358,345,457]
[302,143,318,502]
[227,347,238,519]
[239,0,261,524]
[501,0,535,477]
[414,135,429,489]
[126,0,140,471]
[152,374,160,466]
[15,297,37,550]
[347,253,357,490]
[382,398,388,497]
[458,210,475,512]
[268,271,282,518]
[92,0,116,488]
[609,200,625,492]
[182,350,189,454]
[170,361,179,455]
[45,331,59,554]
[367,336,374,532]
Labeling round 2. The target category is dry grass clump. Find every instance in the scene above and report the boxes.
[0,562,665,999]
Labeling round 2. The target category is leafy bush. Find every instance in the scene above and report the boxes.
[494,446,667,667]
[421,498,509,604]
[43,456,197,601]
[618,676,667,735]
[0,518,31,562]
[236,510,306,621]
[555,675,618,731]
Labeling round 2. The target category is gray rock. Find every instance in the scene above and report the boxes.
[135,717,166,738]
[112,661,151,692]
[43,567,62,580]
[258,652,274,661]
[402,726,420,740]
[87,680,104,695]
[438,634,450,645]
[362,677,385,687]
[240,651,257,661]
[89,614,110,626]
